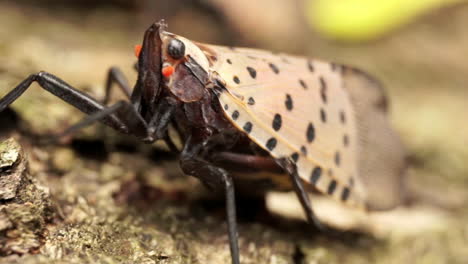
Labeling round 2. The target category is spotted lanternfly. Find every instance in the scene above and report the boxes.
[0,21,407,264]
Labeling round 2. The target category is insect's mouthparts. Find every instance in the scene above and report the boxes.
[135,21,164,107]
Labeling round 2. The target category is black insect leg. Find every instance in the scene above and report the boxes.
[180,135,240,264]
[276,158,325,231]
[145,97,179,141]
[180,158,239,264]
[50,101,125,140]
[1,72,125,130]
[0,72,149,137]
[103,67,132,105]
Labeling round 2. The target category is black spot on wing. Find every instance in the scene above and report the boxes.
[285,94,293,111]
[308,60,314,72]
[334,151,340,166]
[227,59,232,64]
[299,79,307,89]
[320,108,326,123]
[269,63,279,74]
[300,146,307,155]
[248,97,255,105]
[340,110,346,124]
[224,104,229,110]
[327,180,337,195]
[319,77,327,104]
[291,152,299,163]
[341,187,350,201]
[266,138,277,151]
[310,166,322,185]
[306,123,315,143]
[247,66,257,79]
[272,114,282,131]
[343,134,349,147]
[233,76,240,84]
[232,110,240,120]
[243,122,253,134]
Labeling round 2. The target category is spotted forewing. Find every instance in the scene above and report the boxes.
[169,35,406,210]
[207,47,364,207]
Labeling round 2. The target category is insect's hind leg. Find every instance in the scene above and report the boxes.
[180,136,240,264]
[276,158,325,232]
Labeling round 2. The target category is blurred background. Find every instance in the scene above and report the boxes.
[0,0,467,263]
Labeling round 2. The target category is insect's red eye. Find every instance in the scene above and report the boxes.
[134,44,142,58]
[162,65,175,77]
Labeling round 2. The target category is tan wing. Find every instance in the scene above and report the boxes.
[202,44,366,208]
[341,67,408,210]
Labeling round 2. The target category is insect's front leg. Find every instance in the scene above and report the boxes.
[0,72,148,138]
[146,97,179,140]
[136,97,181,152]
[180,133,240,264]
[276,158,325,231]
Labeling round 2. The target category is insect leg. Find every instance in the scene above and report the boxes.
[103,67,132,105]
[0,72,147,136]
[60,66,136,137]
[180,135,240,264]
[276,158,325,231]
[54,100,150,140]
[53,101,127,139]
[146,97,179,140]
